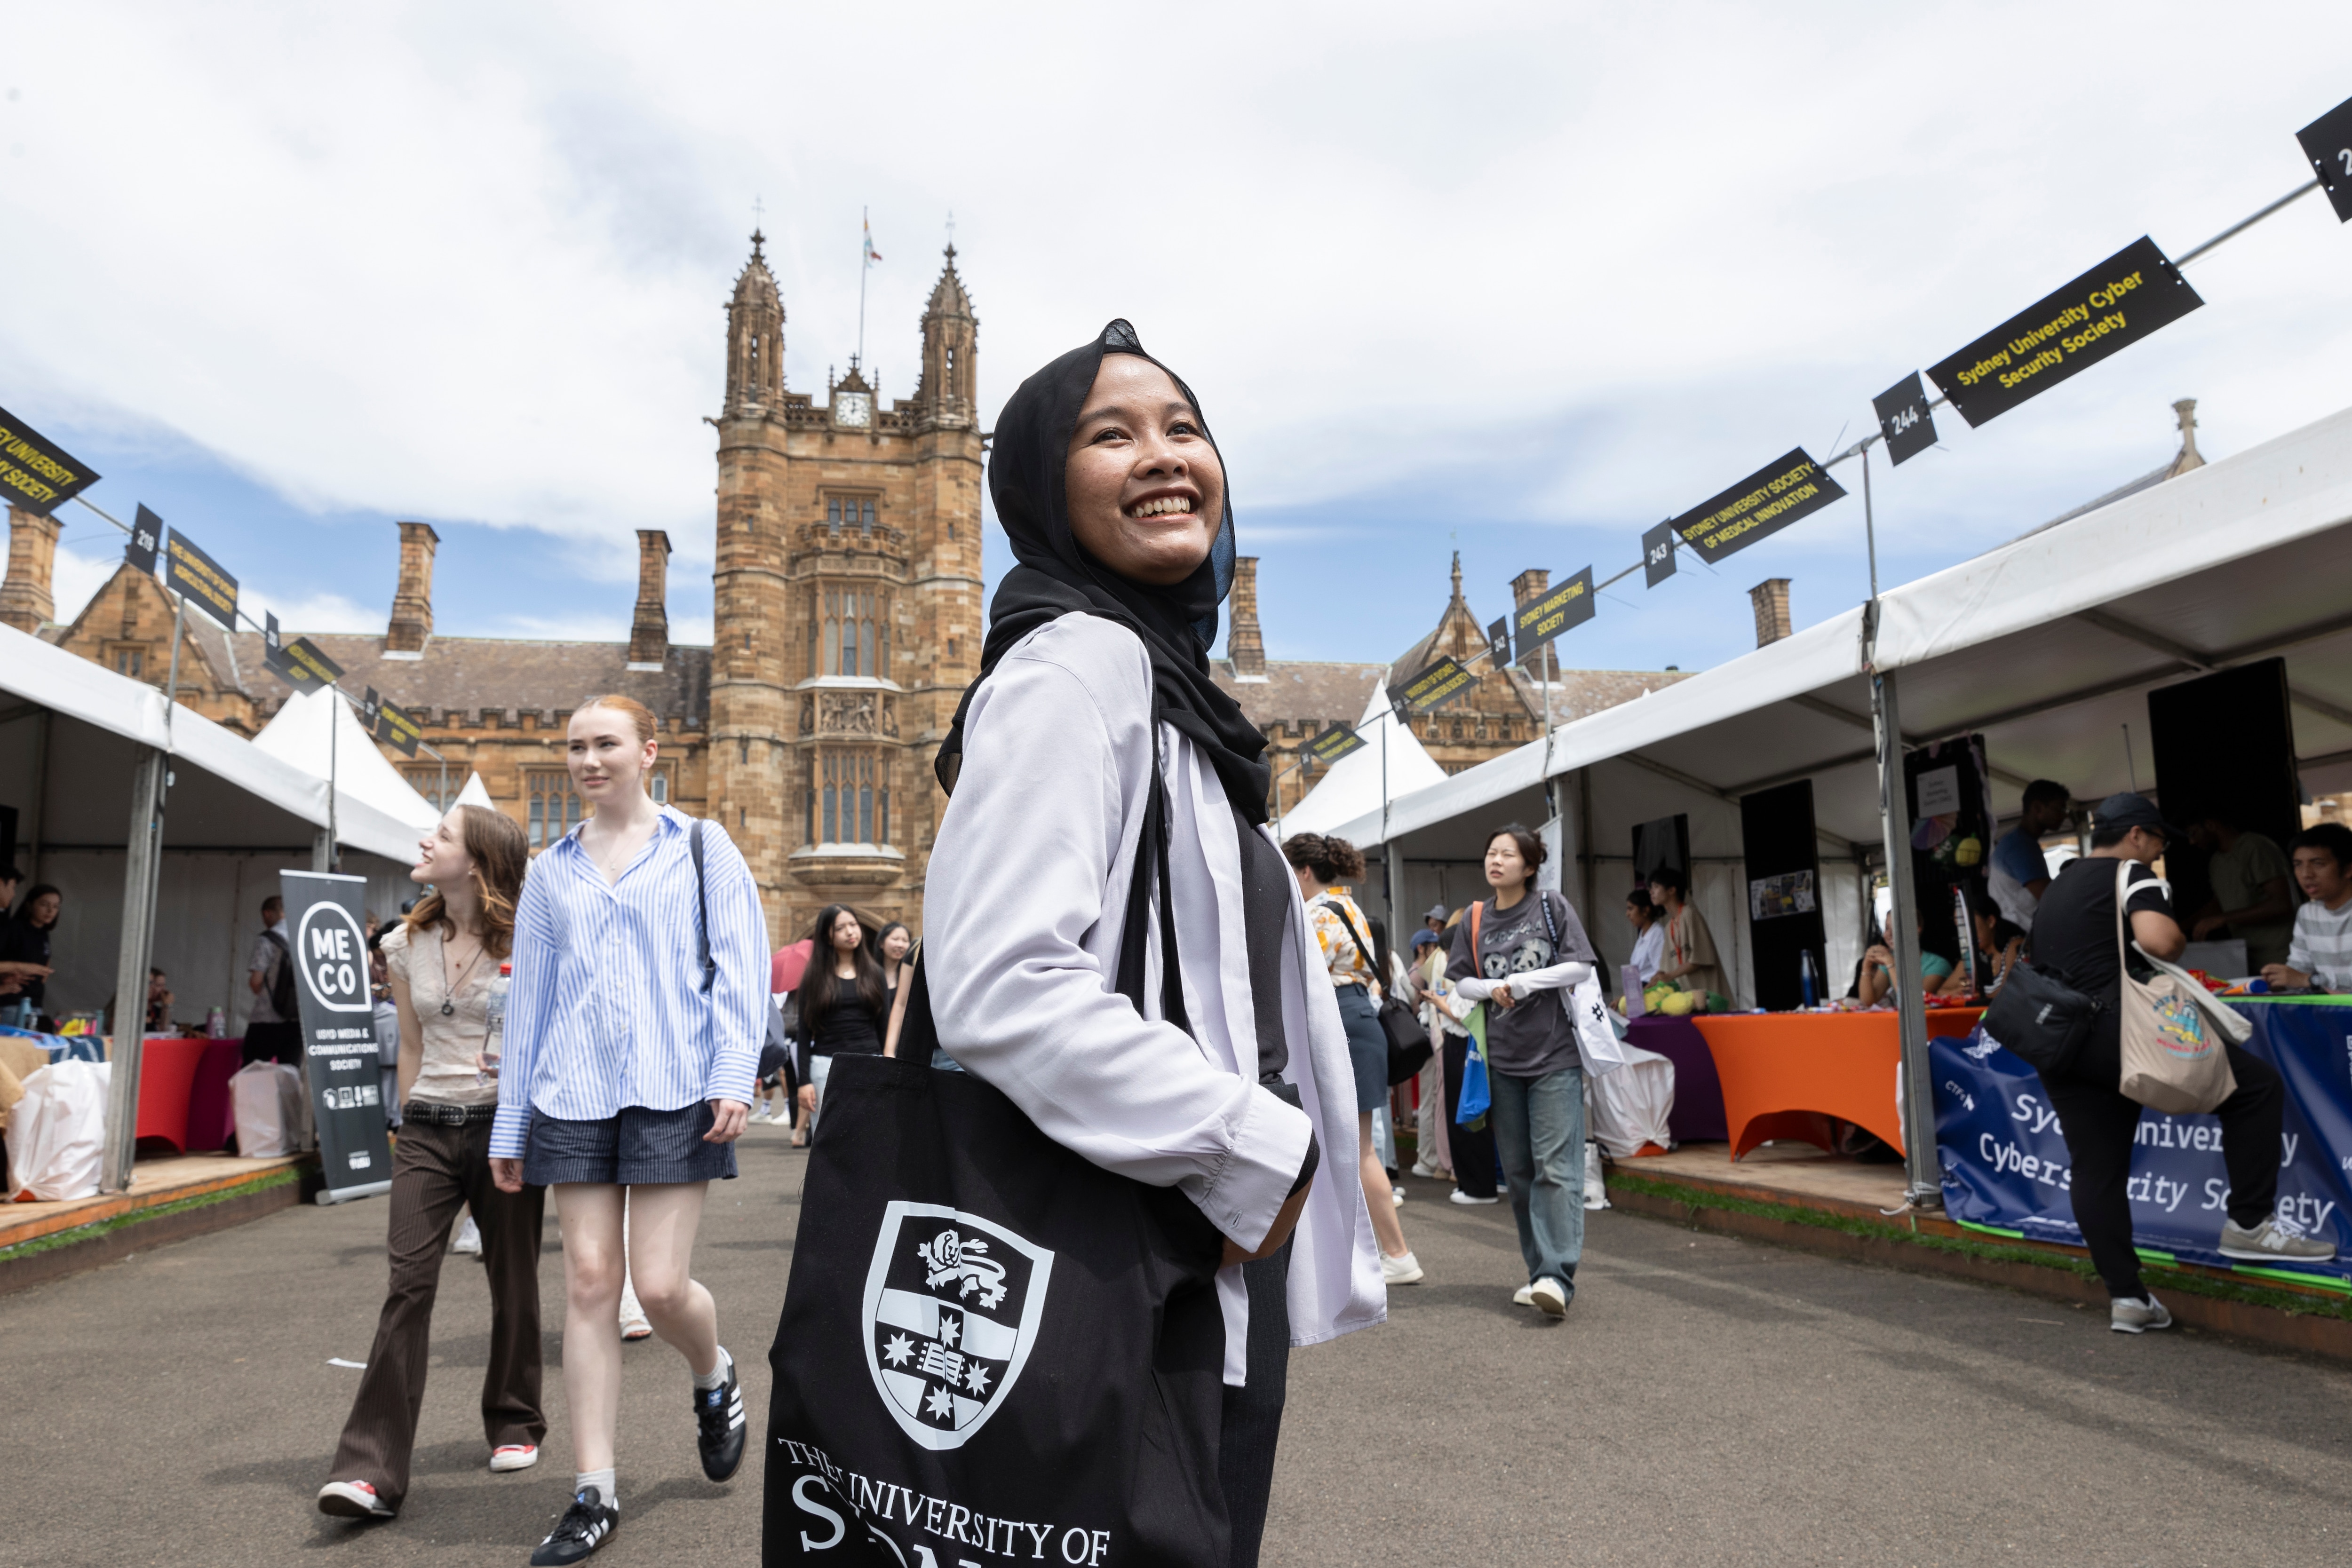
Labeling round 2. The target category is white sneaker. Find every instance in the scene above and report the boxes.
[318,1480,394,1519]
[1512,1284,1534,1307]
[1391,1187,1405,1206]
[1528,1276,1570,1318]
[1410,1158,1440,1180]
[2110,1294,2174,1334]
[489,1443,539,1473]
[1380,1251,1425,1285]
[1449,1189,1499,1206]
[2218,1217,2339,1263]
[748,1105,771,1124]
[450,1215,483,1256]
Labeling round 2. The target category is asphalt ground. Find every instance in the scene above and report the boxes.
[5,1126,2350,1568]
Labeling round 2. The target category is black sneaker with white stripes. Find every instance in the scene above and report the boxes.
[695,1352,747,1482]
[529,1486,618,1566]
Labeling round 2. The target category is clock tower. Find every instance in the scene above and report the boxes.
[706,233,984,944]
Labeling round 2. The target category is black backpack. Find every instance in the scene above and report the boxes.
[262,928,300,1022]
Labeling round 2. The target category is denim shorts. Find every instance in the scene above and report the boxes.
[1335,983,1388,1114]
[523,1102,738,1187]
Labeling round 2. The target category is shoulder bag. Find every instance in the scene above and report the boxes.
[1317,897,1433,1085]
[2113,860,2240,1115]
[763,730,1234,1567]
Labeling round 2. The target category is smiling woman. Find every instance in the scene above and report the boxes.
[762,320,1383,1568]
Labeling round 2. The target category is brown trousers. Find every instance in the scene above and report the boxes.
[327,1114,546,1507]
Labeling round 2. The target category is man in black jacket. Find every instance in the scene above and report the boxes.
[2033,794,2336,1333]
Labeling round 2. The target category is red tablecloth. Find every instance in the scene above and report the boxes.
[1690,1008,1986,1160]
[183,1038,245,1151]
[132,1036,212,1152]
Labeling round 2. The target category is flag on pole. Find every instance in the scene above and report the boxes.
[864,217,882,265]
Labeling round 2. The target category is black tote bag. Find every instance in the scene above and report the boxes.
[764,760,1235,1568]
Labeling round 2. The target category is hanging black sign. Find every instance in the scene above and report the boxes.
[1927,237,2203,429]
[1872,372,1939,466]
[2297,95,2352,224]
[376,698,422,758]
[1484,617,1512,669]
[262,611,295,679]
[126,504,162,576]
[1669,449,1847,565]
[1512,566,1596,657]
[278,636,344,696]
[1642,521,1677,588]
[1306,723,1366,768]
[0,405,100,517]
[359,686,382,733]
[1387,656,1477,719]
[163,528,240,629]
[280,870,392,1202]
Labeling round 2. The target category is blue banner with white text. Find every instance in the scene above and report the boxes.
[1932,1001,2352,1291]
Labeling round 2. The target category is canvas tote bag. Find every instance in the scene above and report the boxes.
[2114,860,2239,1116]
[763,752,1234,1568]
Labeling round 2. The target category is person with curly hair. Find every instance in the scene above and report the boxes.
[1284,832,1423,1284]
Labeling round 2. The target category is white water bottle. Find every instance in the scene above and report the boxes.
[479,962,510,1085]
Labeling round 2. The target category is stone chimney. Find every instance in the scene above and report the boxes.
[1749,578,1792,646]
[386,522,438,655]
[2165,397,2205,479]
[1226,555,1266,679]
[628,530,672,669]
[0,505,61,634]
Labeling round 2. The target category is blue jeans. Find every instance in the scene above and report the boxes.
[1488,1065,1585,1293]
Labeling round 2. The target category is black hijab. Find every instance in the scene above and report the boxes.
[934,320,1271,823]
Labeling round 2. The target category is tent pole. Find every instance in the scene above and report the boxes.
[25,708,50,885]
[101,744,168,1193]
[1579,766,1598,930]
[1871,645,1940,1208]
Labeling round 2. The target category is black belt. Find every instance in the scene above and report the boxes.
[403,1101,499,1125]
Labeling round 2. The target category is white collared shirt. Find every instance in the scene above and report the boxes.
[490,806,770,1158]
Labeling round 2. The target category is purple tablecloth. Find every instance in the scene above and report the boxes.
[1625,1014,1727,1144]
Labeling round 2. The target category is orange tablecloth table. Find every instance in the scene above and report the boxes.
[1690,1007,1985,1160]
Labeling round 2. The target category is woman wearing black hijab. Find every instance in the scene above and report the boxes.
[924,322,1383,1565]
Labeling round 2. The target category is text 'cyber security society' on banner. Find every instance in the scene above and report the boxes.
[1934,1005,2352,1288]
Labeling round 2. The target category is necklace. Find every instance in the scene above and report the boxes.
[441,932,485,1016]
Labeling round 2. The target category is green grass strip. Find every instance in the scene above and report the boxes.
[0,1167,300,1264]
[1607,1168,2352,1323]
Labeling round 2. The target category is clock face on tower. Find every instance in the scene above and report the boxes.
[834,391,873,429]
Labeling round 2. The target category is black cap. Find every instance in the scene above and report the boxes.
[2091,792,2185,844]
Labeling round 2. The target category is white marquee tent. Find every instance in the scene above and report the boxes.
[1324,399,2352,1017]
[252,685,441,838]
[1,624,428,1184]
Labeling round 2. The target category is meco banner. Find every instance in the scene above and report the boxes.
[1668,449,1846,566]
[279,871,392,1203]
[1927,236,2203,428]
[1933,1008,2352,1289]
[0,404,100,516]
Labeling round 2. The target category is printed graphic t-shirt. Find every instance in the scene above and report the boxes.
[1445,889,1594,1078]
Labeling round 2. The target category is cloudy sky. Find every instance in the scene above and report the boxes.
[8,4,2352,674]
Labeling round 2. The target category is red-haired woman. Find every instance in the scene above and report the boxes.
[489,695,770,1565]
[319,803,542,1522]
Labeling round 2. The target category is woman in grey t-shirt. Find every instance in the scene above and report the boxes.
[1445,824,1597,1318]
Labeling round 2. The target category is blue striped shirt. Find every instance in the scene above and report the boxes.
[491,806,771,1158]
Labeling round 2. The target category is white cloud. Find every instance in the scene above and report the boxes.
[4,3,2352,613]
